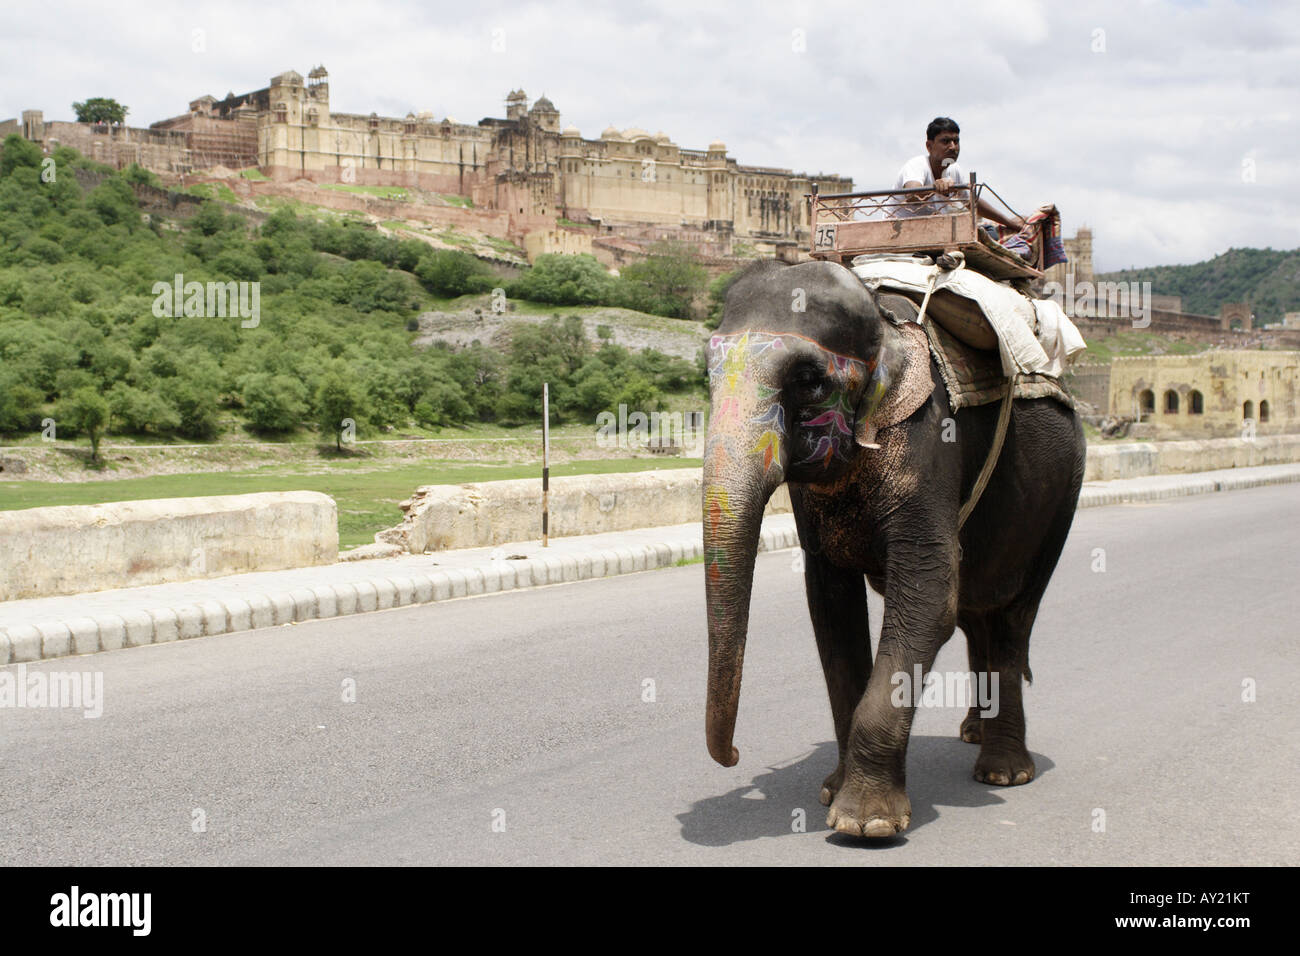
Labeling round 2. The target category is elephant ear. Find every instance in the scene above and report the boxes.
[853,320,934,448]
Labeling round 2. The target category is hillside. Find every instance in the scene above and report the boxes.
[0,136,710,459]
[1095,247,1300,325]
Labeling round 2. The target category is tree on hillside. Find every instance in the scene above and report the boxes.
[415,249,495,297]
[0,133,44,177]
[705,269,740,329]
[239,373,308,434]
[315,362,364,450]
[509,253,616,306]
[618,240,708,319]
[72,98,128,125]
[56,387,109,462]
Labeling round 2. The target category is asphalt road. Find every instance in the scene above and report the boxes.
[1,485,1296,865]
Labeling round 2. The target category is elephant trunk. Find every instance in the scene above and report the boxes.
[702,426,782,768]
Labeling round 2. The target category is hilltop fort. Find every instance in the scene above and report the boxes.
[3,66,851,261]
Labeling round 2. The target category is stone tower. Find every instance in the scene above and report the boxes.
[505,90,527,121]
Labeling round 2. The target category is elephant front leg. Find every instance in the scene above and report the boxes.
[827,547,957,838]
[801,550,872,808]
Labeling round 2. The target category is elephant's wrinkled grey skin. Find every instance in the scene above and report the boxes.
[702,259,1085,839]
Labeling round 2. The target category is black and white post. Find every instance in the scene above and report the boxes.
[542,382,550,548]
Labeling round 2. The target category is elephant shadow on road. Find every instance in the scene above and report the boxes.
[677,738,1055,848]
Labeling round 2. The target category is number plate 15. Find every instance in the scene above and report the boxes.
[814,224,837,249]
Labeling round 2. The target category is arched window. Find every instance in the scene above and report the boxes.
[1243,400,1254,420]
[1189,390,1204,414]
[1163,390,1179,413]
[1139,389,1155,415]
[1259,400,1270,422]
[274,102,288,124]
[307,107,319,126]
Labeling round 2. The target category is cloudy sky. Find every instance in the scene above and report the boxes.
[2,0,1295,271]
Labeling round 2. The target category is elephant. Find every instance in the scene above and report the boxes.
[702,259,1085,838]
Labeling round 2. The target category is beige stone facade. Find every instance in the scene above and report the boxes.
[1109,351,1300,438]
[249,69,851,243]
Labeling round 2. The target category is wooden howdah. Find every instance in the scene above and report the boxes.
[807,177,1045,282]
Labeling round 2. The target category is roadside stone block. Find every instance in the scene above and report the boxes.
[423,572,449,602]
[445,569,468,599]
[373,579,396,610]
[223,598,252,633]
[37,622,72,659]
[121,610,154,647]
[269,593,296,625]
[66,618,101,656]
[462,568,484,596]
[494,563,516,591]
[412,576,433,603]
[354,581,378,612]
[196,600,228,636]
[510,562,533,588]
[333,583,358,616]
[6,624,41,662]
[390,576,415,606]
[149,608,180,644]
[175,605,204,640]
[0,629,10,665]
[96,615,126,652]
[289,588,318,621]
[478,565,501,594]
[246,594,274,630]
[311,586,338,618]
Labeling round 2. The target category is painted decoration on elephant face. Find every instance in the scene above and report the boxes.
[708,330,876,474]
[795,389,854,468]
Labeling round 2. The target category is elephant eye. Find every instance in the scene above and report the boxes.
[790,365,823,390]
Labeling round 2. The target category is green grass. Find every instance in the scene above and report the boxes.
[424,293,709,334]
[558,218,595,229]
[673,554,705,567]
[0,457,703,550]
[1080,331,1208,364]
[321,184,409,200]
[238,167,269,181]
[440,194,473,208]
[434,228,476,248]
[182,182,240,204]
[483,235,525,255]
[250,195,364,220]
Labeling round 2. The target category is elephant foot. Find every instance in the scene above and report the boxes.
[959,710,983,744]
[819,763,845,807]
[973,744,1035,786]
[825,777,911,838]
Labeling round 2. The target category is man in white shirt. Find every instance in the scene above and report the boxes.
[893,117,1024,229]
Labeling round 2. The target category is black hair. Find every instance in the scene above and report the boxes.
[926,117,960,141]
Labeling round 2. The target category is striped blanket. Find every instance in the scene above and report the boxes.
[999,203,1068,267]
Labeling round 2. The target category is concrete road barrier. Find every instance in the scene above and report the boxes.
[378,434,1300,553]
[0,492,337,601]
[379,471,792,553]
[1082,434,1300,481]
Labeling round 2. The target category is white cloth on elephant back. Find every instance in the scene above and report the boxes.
[850,256,1055,379]
[1031,297,1087,378]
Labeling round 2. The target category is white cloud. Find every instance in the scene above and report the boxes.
[0,0,1295,269]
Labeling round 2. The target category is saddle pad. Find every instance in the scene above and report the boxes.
[925,315,1074,412]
